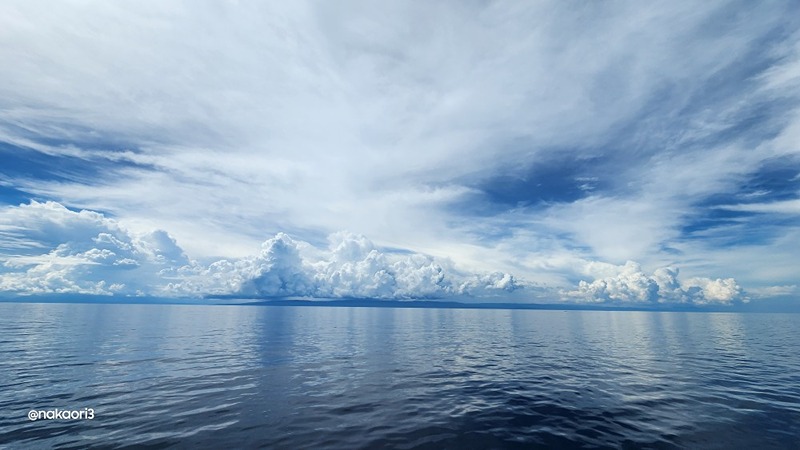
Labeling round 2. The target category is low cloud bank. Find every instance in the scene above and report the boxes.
[0,202,746,305]
[0,202,519,299]
[168,231,521,299]
[568,261,745,305]
[0,201,187,295]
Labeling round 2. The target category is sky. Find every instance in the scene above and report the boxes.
[0,1,798,307]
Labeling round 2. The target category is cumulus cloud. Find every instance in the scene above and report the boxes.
[0,202,752,306]
[0,201,188,295]
[568,261,745,305]
[169,231,521,299]
[0,202,521,300]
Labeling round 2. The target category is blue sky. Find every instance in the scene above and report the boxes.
[0,1,798,306]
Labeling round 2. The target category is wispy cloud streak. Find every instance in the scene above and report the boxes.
[0,1,798,303]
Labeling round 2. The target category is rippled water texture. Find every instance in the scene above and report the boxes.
[1,303,799,449]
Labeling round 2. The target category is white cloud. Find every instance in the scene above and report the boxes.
[0,201,187,295]
[542,197,683,263]
[0,2,798,300]
[0,3,786,249]
[0,202,757,306]
[0,202,521,300]
[747,285,797,298]
[169,230,521,300]
[682,277,744,305]
[568,261,745,305]
[717,199,800,214]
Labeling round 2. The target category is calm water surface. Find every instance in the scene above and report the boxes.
[1,303,799,449]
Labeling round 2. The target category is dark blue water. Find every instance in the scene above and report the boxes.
[1,303,799,449]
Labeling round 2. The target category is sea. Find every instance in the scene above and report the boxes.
[1,302,799,449]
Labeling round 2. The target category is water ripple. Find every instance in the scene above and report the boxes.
[1,304,799,449]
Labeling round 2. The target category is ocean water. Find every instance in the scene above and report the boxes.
[1,303,799,449]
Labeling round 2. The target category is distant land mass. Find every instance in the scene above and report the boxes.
[1,294,798,313]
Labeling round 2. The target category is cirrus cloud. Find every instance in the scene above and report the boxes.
[0,1,798,305]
